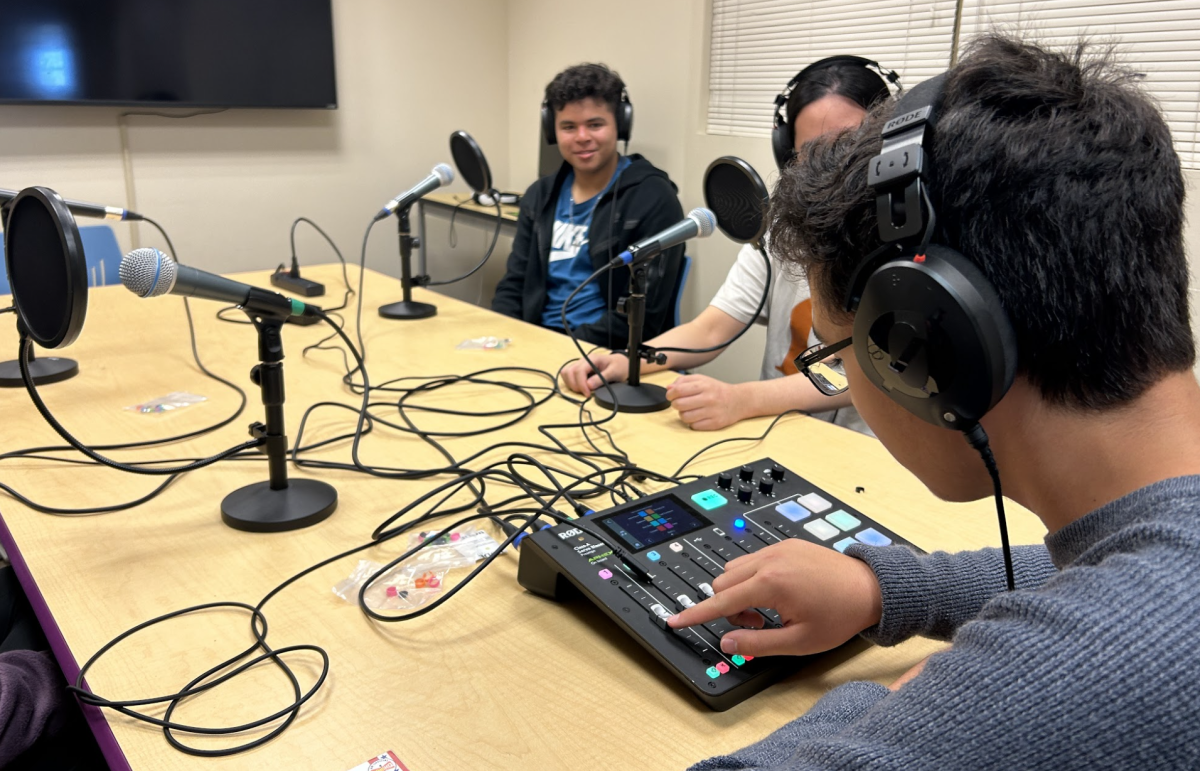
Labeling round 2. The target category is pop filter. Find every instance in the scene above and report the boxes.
[450,130,493,195]
[703,157,770,245]
[3,186,87,349]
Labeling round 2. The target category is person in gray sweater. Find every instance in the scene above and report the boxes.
[669,34,1200,770]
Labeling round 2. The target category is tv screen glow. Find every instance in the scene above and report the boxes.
[0,0,337,109]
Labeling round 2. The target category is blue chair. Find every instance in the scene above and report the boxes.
[0,224,122,296]
[79,225,123,288]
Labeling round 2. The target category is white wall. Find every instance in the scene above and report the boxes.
[0,0,510,278]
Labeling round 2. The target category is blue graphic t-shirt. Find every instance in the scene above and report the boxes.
[542,157,631,330]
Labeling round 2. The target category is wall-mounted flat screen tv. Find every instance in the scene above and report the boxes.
[0,0,337,109]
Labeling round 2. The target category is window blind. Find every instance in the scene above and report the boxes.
[958,0,1200,167]
[707,0,959,136]
[708,0,1200,169]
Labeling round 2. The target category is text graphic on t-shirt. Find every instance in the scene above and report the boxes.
[549,221,588,262]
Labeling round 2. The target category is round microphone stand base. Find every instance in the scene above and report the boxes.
[0,356,78,388]
[593,382,671,414]
[378,300,437,320]
[221,479,338,533]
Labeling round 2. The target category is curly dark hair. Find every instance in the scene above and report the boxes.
[544,63,625,115]
[768,34,1193,411]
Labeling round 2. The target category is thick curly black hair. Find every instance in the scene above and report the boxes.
[544,63,625,115]
[769,34,1193,411]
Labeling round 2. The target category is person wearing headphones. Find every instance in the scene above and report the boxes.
[670,34,1200,769]
[561,56,898,432]
[492,63,685,349]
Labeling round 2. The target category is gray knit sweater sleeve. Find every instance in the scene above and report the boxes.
[686,476,1200,771]
[845,543,1058,645]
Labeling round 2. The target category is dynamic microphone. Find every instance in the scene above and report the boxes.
[119,248,320,318]
[374,164,455,221]
[0,187,143,221]
[612,207,717,267]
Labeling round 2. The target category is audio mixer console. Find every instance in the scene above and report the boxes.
[517,457,919,710]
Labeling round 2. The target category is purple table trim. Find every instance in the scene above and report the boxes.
[0,511,133,771]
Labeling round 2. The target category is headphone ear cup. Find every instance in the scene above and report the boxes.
[852,244,1017,429]
[772,120,795,170]
[617,99,633,142]
[542,103,557,146]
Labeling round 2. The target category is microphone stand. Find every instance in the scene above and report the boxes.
[0,200,80,387]
[593,264,671,413]
[0,346,79,388]
[221,305,338,532]
[378,205,436,319]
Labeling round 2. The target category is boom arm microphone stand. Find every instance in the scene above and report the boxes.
[378,204,437,320]
[593,264,671,413]
[221,296,338,532]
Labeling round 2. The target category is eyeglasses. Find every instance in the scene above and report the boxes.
[794,336,852,396]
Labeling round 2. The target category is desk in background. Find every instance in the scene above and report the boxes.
[410,192,521,308]
[0,264,1045,770]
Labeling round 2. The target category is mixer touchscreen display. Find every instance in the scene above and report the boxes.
[597,494,710,551]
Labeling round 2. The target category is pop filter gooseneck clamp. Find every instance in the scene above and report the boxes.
[378,130,494,320]
[0,189,87,387]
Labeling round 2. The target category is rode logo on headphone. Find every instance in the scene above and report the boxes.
[882,106,932,138]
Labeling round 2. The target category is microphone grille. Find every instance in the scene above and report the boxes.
[120,247,176,298]
[432,163,455,186]
[688,207,718,238]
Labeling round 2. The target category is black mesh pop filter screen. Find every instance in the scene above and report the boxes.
[3,187,87,349]
[703,157,770,244]
[450,130,492,195]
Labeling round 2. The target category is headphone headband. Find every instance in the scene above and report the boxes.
[771,55,901,170]
[867,72,947,246]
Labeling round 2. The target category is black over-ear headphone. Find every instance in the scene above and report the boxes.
[542,65,633,146]
[772,55,901,170]
[843,73,1017,431]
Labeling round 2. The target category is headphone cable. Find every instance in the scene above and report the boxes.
[964,423,1015,591]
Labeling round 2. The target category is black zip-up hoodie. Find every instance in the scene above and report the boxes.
[491,155,685,348]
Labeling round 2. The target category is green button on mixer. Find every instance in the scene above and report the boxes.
[691,489,728,511]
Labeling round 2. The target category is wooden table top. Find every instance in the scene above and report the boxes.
[0,264,1046,770]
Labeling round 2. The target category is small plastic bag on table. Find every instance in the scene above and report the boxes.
[332,529,499,611]
[332,559,450,611]
[456,336,511,351]
[124,392,207,415]
[407,528,500,567]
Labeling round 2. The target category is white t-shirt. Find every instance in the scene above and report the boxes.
[709,243,869,435]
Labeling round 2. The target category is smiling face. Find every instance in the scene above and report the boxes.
[811,293,993,502]
[554,97,619,177]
